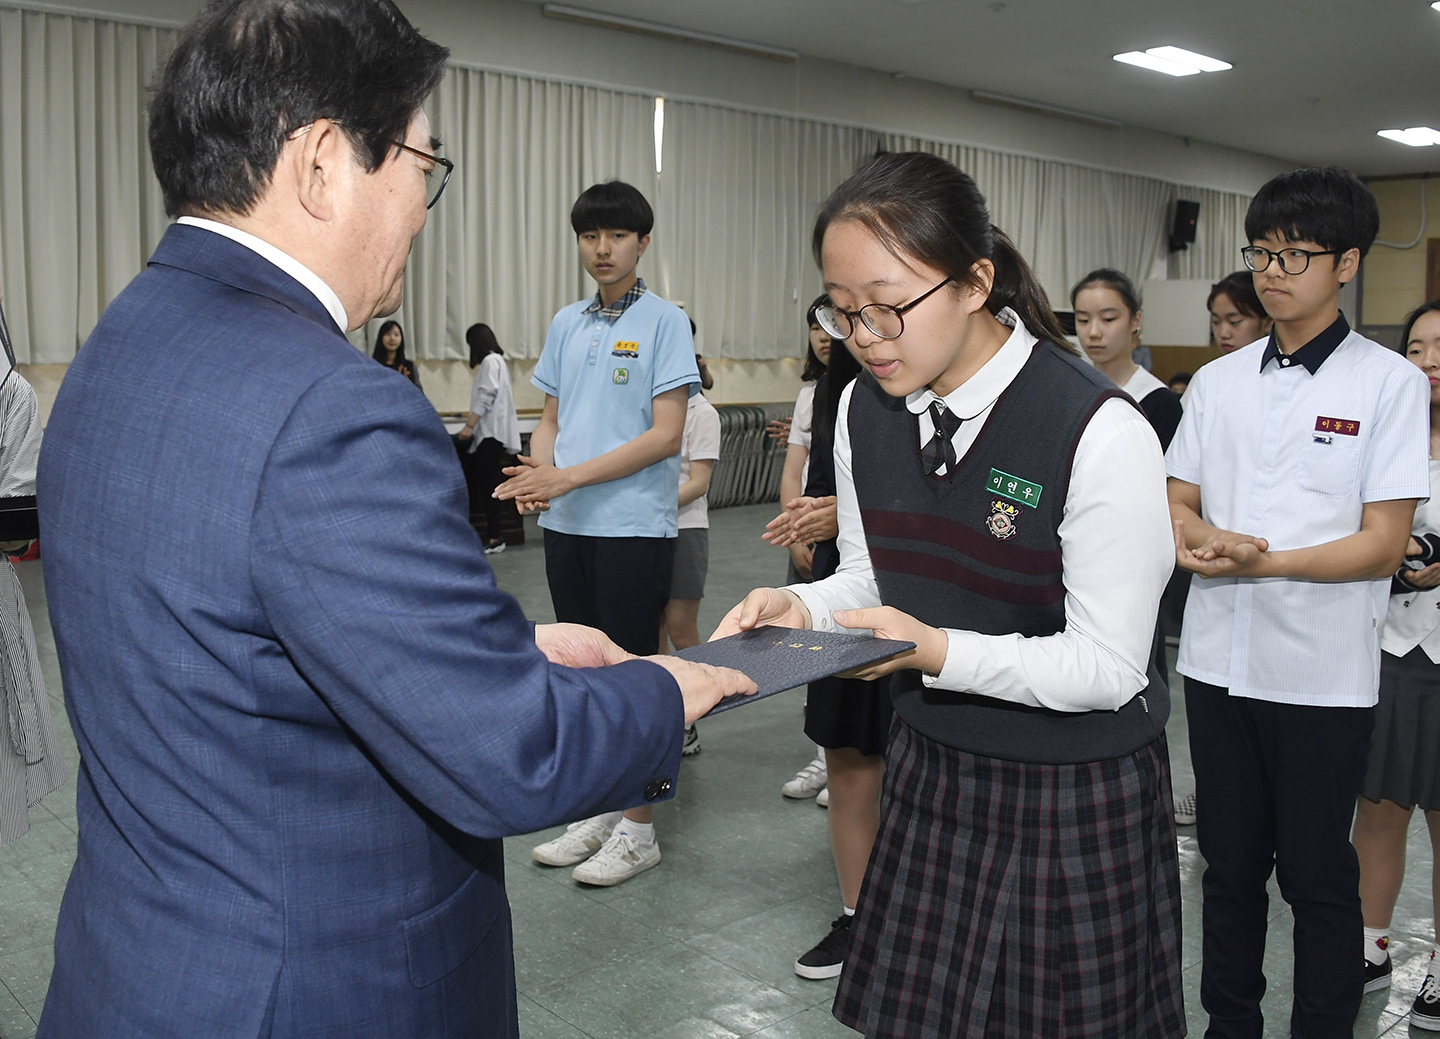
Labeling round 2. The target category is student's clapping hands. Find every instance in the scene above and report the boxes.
[1173,519,1271,578]
[495,455,571,513]
[762,495,839,549]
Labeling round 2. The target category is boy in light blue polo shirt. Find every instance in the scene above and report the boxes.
[497,181,699,887]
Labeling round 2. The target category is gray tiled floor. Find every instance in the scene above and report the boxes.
[0,503,1436,1037]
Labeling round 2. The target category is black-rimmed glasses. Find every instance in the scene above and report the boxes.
[1241,245,1340,276]
[815,278,953,340]
[393,140,453,210]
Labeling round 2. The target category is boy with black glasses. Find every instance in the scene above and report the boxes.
[1167,166,1431,1038]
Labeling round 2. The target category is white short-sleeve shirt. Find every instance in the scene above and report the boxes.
[1383,459,1440,663]
[1166,319,1431,707]
[789,383,816,491]
[678,394,722,530]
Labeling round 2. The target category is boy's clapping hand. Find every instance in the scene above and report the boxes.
[495,455,571,512]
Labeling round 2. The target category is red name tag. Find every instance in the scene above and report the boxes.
[1315,416,1360,436]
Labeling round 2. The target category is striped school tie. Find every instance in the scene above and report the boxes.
[922,399,963,477]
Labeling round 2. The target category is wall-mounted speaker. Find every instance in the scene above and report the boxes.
[1169,200,1200,252]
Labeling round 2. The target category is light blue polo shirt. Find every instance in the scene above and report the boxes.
[533,286,699,538]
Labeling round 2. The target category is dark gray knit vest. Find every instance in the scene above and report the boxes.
[850,340,1169,764]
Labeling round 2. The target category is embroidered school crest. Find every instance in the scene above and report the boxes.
[612,367,629,384]
[986,499,1019,540]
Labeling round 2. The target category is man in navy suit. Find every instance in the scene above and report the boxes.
[34,1,752,1036]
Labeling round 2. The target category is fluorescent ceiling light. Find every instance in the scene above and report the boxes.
[1113,51,1200,76]
[1433,2,1440,11]
[1113,46,1232,77]
[1378,126,1440,147]
[540,3,798,62]
[1145,46,1232,73]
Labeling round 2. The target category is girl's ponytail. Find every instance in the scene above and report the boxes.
[987,228,1075,354]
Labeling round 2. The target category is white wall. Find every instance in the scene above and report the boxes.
[1140,280,1214,347]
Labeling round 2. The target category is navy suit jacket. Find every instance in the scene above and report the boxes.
[35,225,684,1038]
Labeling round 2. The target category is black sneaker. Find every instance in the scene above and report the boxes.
[1414,967,1440,1030]
[1364,953,1392,994]
[482,537,506,555]
[795,914,852,980]
[681,724,701,756]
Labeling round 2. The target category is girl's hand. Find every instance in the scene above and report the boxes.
[762,507,797,546]
[711,588,812,639]
[788,497,838,545]
[833,606,947,679]
[788,543,813,581]
[1404,562,1440,590]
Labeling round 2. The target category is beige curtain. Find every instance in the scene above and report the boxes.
[0,7,176,363]
[357,67,661,360]
[0,2,1255,365]
[653,104,866,361]
[879,133,1180,309]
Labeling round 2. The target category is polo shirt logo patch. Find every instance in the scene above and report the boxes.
[986,468,1043,508]
[612,341,639,358]
[612,367,629,384]
[1315,416,1360,436]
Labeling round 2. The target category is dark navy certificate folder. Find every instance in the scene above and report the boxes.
[680,626,916,716]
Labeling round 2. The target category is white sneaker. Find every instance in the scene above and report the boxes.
[783,756,828,799]
[816,787,829,808]
[531,814,618,866]
[571,827,661,886]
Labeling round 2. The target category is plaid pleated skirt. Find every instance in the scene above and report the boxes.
[835,721,1185,1039]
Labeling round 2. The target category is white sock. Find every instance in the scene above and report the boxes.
[616,819,655,843]
[1364,926,1390,965]
[842,905,855,917]
[594,811,624,829]
[816,744,826,761]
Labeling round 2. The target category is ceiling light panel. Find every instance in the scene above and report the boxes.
[1378,127,1440,147]
[1113,46,1232,77]
[1113,51,1200,76]
[1145,46,1232,73]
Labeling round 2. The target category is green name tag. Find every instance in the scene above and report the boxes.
[987,468,1043,508]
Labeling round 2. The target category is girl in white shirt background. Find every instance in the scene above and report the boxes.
[1353,299,1440,1029]
[456,322,521,554]
[716,151,1182,1038]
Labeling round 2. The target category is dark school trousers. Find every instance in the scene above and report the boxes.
[543,530,675,657]
[1185,678,1375,1039]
